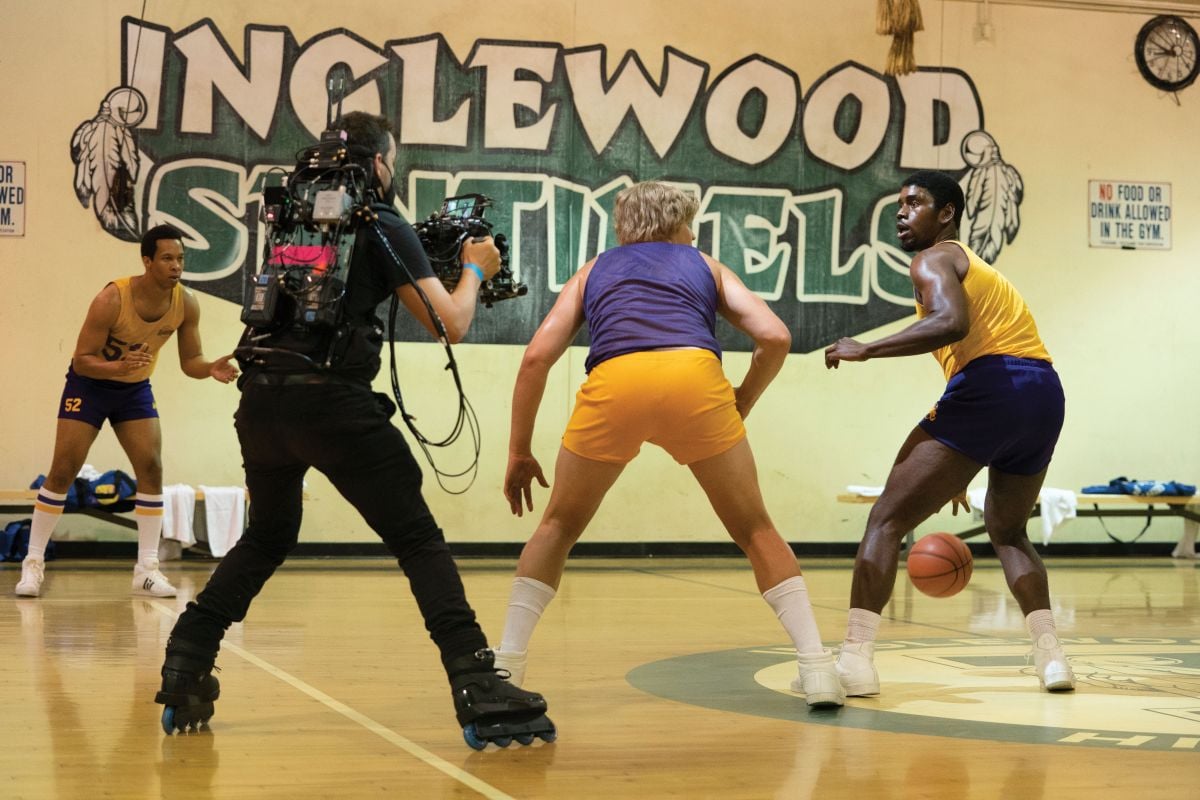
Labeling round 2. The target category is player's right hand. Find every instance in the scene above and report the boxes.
[824,337,869,369]
[116,345,153,374]
[504,452,549,517]
[461,236,502,280]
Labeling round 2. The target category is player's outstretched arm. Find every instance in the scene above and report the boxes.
[708,257,791,419]
[71,285,152,380]
[177,289,239,383]
[824,246,969,369]
[504,265,589,516]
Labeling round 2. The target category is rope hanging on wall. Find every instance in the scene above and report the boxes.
[877,0,924,75]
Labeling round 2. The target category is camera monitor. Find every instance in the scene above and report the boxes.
[441,195,484,220]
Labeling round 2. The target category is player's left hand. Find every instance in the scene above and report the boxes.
[209,354,239,384]
[949,491,971,516]
[824,337,869,369]
[504,452,548,517]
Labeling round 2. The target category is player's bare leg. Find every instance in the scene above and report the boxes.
[113,418,175,597]
[17,420,103,597]
[690,438,843,706]
[985,465,1074,690]
[839,428,980,696]
[850,428,981,613]
[496,447,624,685]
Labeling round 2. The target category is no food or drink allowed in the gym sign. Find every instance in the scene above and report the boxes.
[0,161,25,236]
[1088,180,1171,251]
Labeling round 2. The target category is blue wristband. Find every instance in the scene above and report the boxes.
[464,263,485,283]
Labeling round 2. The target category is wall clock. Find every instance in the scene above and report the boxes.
[1135,15,1199,93]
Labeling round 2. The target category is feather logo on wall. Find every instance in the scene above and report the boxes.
[959,130,1023,262]
[70,86,146,242]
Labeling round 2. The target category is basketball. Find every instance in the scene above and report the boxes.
[906,533,973,597]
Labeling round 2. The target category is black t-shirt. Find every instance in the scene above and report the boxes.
[343,203,437,324]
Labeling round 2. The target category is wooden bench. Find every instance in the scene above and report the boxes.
[0,488,230,532]
[837,492,1200,545]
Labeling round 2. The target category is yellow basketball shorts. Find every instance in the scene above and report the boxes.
[562,350,746,465]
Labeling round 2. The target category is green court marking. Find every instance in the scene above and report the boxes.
[627,637,1200,752]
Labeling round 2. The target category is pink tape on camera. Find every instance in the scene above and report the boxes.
[269,244,337,274]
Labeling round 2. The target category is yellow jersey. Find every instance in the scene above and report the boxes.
[100,276,186,382]
[915,241,1050,381]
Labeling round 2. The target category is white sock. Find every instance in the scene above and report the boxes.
[134,493,164,566]
[844,608,882,645]
[762,576,825,654]
[1025,609,1057,641]
[498,577,557,655]
[27,488,68,561]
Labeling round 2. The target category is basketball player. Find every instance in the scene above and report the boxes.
[15,224,238,598]
[495,181,844,708]
[824,170,1075,694]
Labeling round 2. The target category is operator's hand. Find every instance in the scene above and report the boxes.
[824,337,870,369]
[209,354,240,384]
[115,344,154,375]
[461,236,502,281]
[949,490,971,516]
[504,452,549,517]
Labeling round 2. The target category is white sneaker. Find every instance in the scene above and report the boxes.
[790,650,845,707]
[836,641,880,696]
[1032,633,1075,692]
[132,560,177,597]
[15,557,45,597]
[493,648,527,687]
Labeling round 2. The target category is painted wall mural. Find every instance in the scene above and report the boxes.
[70,18,1023,353]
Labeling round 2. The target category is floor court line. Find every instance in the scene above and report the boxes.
[148,601,516,800]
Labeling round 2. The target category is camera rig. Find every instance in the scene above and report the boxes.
[239,130,366,349]
[413,194,527,308]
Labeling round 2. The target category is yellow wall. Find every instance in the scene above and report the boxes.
[1,1,1196,546]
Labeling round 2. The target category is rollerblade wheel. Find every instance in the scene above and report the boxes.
[161,706,177,735]
[492,736,513,748]
[538,724,558,743]
[515,734,535,746]
[462,724,487,751]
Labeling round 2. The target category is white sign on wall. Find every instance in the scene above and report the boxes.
[0,161,25,236]
[1088,180,1171,250]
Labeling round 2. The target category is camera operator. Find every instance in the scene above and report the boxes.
[155,111,551,739]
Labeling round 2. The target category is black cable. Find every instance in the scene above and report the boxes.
[371,218,481,494]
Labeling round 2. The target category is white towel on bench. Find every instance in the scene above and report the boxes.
[161,484,196,546]
[964,486,1076,544]
[198,486,245,557]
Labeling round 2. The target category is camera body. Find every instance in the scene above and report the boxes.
[413,194,528,308]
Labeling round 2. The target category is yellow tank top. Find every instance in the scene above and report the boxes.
[104,276,186,382]
[915,241,1050,380]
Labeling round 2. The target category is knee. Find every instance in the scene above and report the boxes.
[532,515,586,549]
[381,514,448,564]
[134,457,164,487]
[724,518,779,552]
[864,510,915,543]
[240,522,300,564]
[986,523,1031,548]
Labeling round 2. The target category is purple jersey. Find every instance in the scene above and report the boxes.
[583,242,721,373]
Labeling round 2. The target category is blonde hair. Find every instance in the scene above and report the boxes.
[613,181,698,245]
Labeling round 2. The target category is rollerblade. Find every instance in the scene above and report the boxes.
[155,639,221,734]
[448,648,556,750]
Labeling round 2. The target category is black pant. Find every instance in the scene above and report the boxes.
[170,380,487,670]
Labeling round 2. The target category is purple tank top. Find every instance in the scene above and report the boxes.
[583,242,721,373]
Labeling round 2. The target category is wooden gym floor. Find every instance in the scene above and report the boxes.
[2,556,1198,799]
